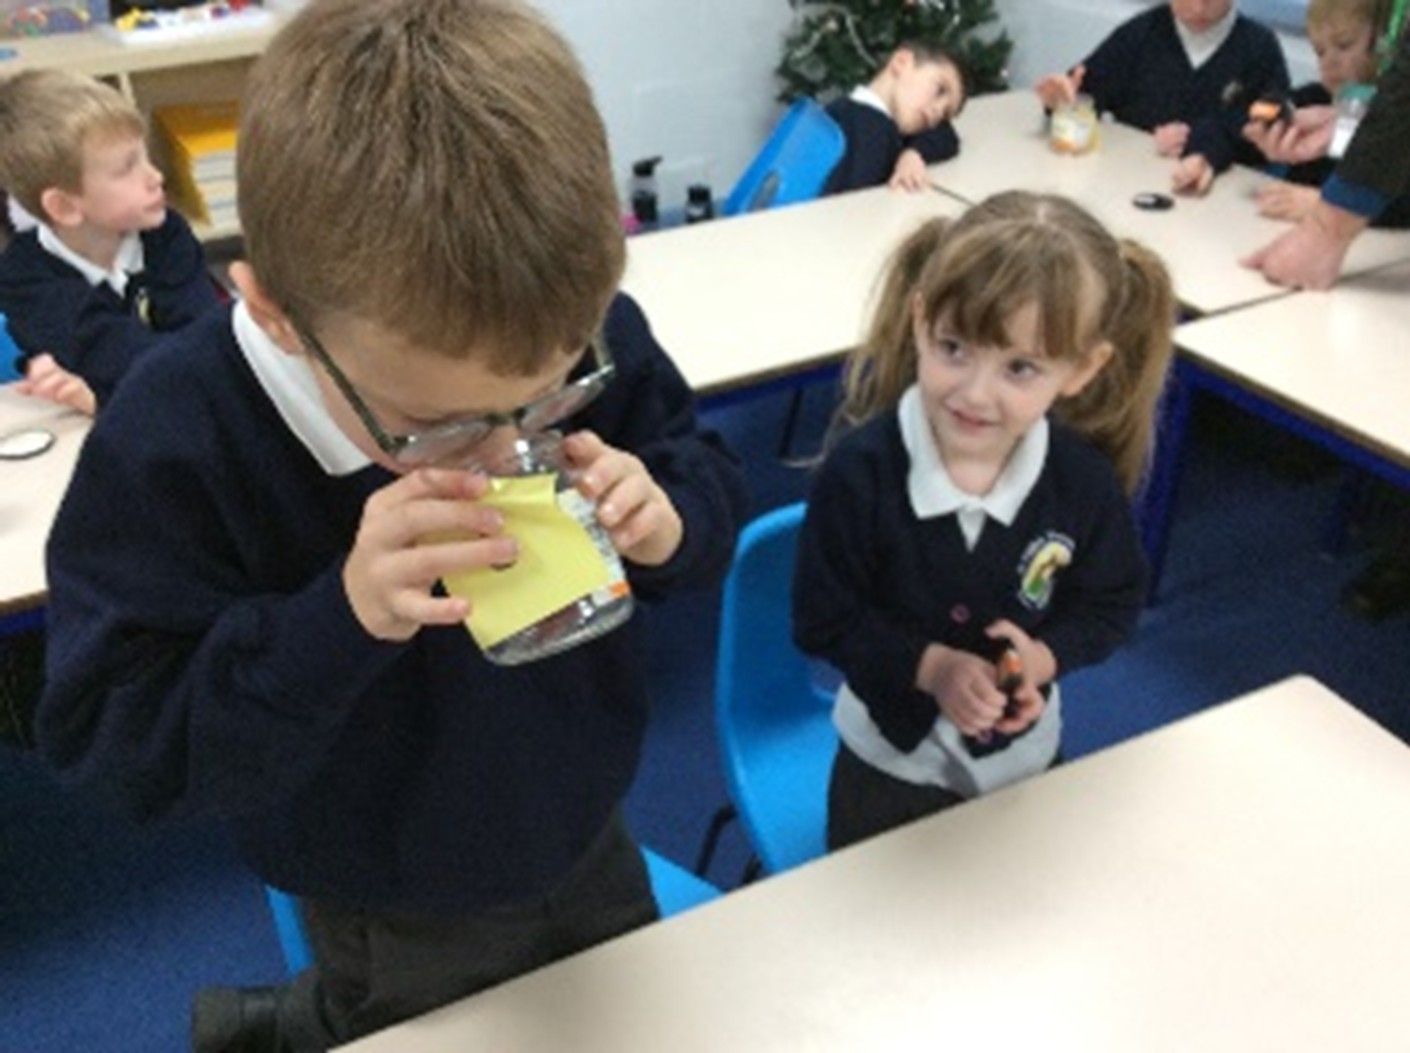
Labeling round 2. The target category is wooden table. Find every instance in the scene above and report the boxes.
[1142,261,1410,593]
[621,185,965,396]
[0,387,90,622]
[933,91,1410,317]
[340,675,1410,1052]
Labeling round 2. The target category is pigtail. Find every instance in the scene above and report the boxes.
[1056,239,1175,494]
[828,216,951,449]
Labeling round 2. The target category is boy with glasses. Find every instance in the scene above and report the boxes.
[36,0,746,1048]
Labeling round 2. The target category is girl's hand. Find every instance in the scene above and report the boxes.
[1255,181,1318,222]
[16,353,97,416]
[343,468,516,642]
[562,429,683,567]
[915,643,1006,737]
[1171,153,1214,196]
[1153,121,1189,158]
[888,149,930,192]
[985,621,1056,735]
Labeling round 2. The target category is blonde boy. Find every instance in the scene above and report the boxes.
[36,0,745,1048]
[0,69,218,407]
[824,41,967,194]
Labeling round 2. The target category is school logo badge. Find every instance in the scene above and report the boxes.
[1016,531,1075,611]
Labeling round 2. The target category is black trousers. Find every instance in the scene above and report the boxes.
[826,743,969,852]
[278,810,658,1050]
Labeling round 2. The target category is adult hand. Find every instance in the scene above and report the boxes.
[1242,105,1336,164]
[1241,198,1368,289]
[1254,181,1319,222]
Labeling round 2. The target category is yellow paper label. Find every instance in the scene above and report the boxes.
[439,473,613,650]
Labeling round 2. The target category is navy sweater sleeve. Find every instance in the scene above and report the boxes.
[906,121,960,165]
[1074,11,1150,118]
[792,438,939,752]
[1185,20,1290,173]
[579,293,748,599]
[72,210,220,402]
[0,236,91,375]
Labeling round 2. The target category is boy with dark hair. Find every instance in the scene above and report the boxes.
[1035,0,1290,196]
[824,41,967,194]
[0,69,219,407]
[35,0,746,1048]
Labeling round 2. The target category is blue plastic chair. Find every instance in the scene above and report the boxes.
[263,848,720,977]
[712,502,836,875]
[0,313,23,383]
[722,99,846,217]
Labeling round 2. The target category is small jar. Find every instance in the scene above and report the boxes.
[1329,83,1375,160]
[469,432,633,665]
[1049,94,1099,155]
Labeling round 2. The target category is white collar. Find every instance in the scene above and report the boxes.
[37,222,144,296]
[897,384,1048,545]
[232,300,373,477]
[849,84,893,119]
[1174,7,1238,69]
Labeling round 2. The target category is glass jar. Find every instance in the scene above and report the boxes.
[452,431,633,665]
[1049,94,1099,155]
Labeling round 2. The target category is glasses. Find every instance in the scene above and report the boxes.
[296,323,615,468]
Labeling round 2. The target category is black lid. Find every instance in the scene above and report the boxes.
[687,183,712,203]
[632,156,663,176]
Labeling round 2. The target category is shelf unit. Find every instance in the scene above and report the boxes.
[3,18,284,240]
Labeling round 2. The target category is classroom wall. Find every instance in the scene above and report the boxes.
[535,0,795,217]
[994,0,1316,88]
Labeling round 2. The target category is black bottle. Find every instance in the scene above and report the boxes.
[631,156,662,227]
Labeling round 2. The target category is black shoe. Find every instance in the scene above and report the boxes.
[191,985,290,1053]
[1342,555,1410,621]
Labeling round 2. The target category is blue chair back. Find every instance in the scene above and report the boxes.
[263,848,719,977]
[722,100,845,217]
[715,502,835,874]
[0,313,23,383]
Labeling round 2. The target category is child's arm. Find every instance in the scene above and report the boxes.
[890,122,961,191]
[143,209,223,331]
[792,444,943,753]
[566,293,748,598]
[1185,29,1292,175]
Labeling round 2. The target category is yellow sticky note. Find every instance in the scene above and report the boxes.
[441,473,613,651]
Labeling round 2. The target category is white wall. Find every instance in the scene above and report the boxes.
[535,0,795,214]
[994,0,1314,88]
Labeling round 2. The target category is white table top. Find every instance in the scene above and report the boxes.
[340,675,1410,1052]
[0,387,90,616]
[621,186,965,394]
[1176,260,1410,467]
[934,91,1410,316]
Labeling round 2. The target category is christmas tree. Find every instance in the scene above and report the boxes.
[777,0,1012,103]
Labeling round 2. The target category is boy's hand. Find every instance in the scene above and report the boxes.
[888,149,931,192]
[1241,105,1335,164]
[344,468,516,642]
[1171,153,1214,196]
[1035,65,1084,110]
[563,430,683,567]
[1153,121,1189,158]
[985,620,1056,735]
[16,353,97,416]
[915,642,1006,737]
[1255,181,1318,222]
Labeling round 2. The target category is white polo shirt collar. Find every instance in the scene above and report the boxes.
[897,384,1048,550]
[232,300,373,477]
[849,84,892,118]
[1175,6,1238,70]
[37,222,144,297]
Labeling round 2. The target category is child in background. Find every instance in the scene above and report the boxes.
[1253,0,1410,226]
[793,191,1173,849]
[0,69,219,408]
[1035,0,1289,196]
[36,0,746,1048]
[824,41,967,195]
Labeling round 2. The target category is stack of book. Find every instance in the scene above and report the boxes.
[152,100,239,233]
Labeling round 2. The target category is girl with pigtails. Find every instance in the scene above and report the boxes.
[793,191,1175,849]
